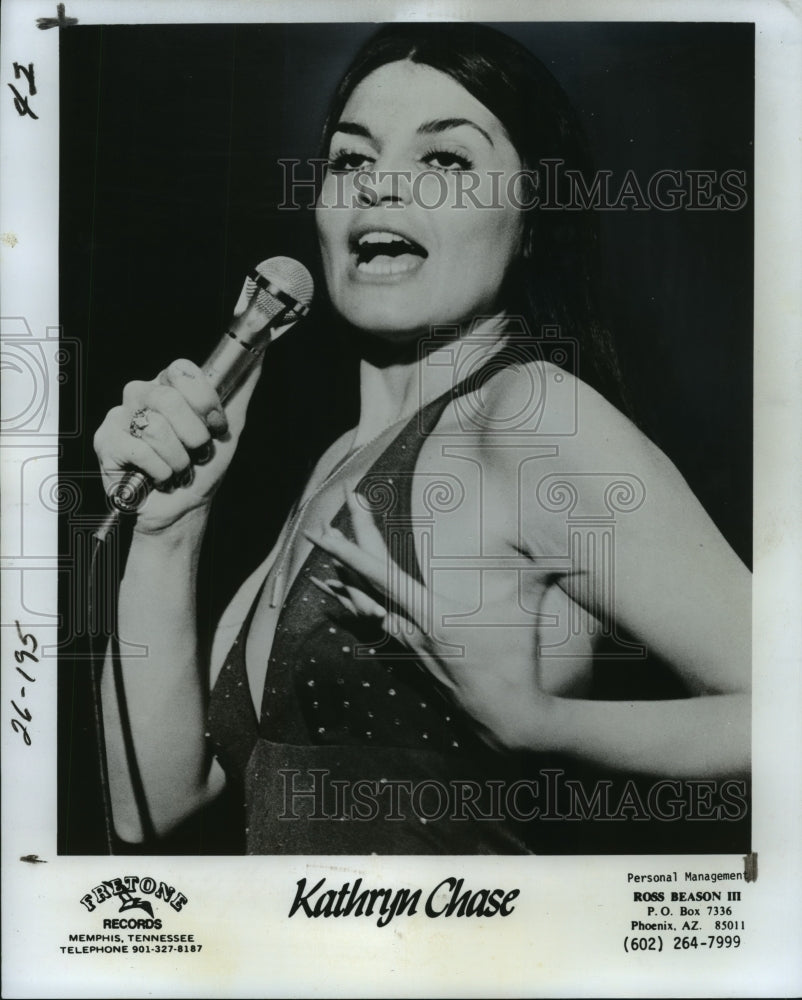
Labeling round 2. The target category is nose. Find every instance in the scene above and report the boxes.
[354,163,413,208]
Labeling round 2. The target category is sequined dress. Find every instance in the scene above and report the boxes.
[207,353,537,853]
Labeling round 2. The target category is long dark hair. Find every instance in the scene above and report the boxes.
[319,22,631,415]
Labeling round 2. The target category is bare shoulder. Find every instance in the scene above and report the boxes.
[477,357,750,692]
[472,357,741,561]
[474,357,667,474]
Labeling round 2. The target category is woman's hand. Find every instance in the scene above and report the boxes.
[93,357,263,534]
[305,493,558,752]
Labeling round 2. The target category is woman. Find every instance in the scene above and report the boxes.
[93,24,750,853]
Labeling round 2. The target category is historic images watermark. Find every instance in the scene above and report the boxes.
[279,158,748,212]
[278,768,748,825]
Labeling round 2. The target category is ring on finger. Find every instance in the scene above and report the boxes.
[129,407,151,438]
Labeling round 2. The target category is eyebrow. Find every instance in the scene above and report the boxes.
[418,117,495,147]
[332,117,495,147]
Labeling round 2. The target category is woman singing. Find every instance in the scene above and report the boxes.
[93,24,751,853]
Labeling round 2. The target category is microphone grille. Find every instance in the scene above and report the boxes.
[246,256,314,322]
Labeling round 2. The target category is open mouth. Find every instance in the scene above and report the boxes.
[351,230,428,276]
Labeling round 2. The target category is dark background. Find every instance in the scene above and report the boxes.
[58,22,753,854]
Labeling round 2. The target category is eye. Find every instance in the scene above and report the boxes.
[327,148,375,173]
[420,147,474,172]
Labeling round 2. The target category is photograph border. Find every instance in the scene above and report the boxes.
[2,0,801,996]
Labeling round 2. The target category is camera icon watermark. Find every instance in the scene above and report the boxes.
[0,317,82,437]
[418,316,578,437]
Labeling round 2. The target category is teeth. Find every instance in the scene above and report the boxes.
[357,255,422,275]
[357,231,414,248]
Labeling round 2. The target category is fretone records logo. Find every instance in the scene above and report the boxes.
[79,876,189,929]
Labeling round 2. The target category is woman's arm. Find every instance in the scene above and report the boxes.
[101,512,226,841]
[307,362,751,778]
[94,357,263,840]
[507,366,751,775]
[534,694,749,777]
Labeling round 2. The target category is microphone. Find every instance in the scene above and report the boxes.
[99,256,314,529]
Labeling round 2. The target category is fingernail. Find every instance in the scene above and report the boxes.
[193,440,214,465]
[175,466,193,488]
[207,408,228,434]
[310,575,336,596]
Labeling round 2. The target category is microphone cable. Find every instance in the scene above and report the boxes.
[83,256,313,853]
[87,512,156,854]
